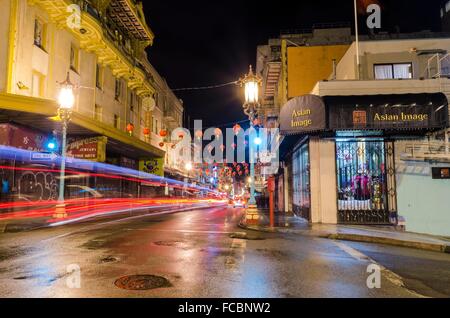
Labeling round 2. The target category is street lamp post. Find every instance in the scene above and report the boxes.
[55,72,75,219]
[238,65,262,212]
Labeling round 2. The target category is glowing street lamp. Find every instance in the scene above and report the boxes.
[238,65,262,122]
[55,72,75,219]
[238,65,262,210]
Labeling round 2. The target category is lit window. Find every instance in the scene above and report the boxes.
[374,63,412,79]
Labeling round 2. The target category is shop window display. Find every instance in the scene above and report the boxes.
[336,140,387,213]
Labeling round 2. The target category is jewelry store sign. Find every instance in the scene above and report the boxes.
[280,95,327,135]
[67,137,108,162]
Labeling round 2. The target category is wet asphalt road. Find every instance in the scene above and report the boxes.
[0,206,449,298]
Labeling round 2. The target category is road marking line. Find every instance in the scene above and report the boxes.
[225,238,247,270]
[333,241,371,262]
[333,241,427,298]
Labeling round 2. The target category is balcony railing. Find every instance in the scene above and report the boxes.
[427,53,450,79]
[74,0,155,80]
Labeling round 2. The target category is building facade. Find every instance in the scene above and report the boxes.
[260,28,450,237]
[0,0,186,200]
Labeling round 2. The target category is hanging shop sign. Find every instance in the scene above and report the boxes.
[0,123,49,152]
[139,158,164,177]
[326,93,449,131]
[280,95,327,135]
[67,137,108,162]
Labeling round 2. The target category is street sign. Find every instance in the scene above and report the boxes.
[31,152,58,161]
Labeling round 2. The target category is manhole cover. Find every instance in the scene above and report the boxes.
[100,256,119,264]
[114,275,172,291]
[154,241,181,247]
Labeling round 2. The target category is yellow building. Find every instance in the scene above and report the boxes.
[286,44,349,98]
[0,0,173,167]
[257,26,352,116]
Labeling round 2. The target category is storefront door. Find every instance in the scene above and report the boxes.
[336,140,397,225]
[292,143,311,220]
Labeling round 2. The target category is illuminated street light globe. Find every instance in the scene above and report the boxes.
[239,65,261,105]
[58,72,75,110]
[238,65,262,122]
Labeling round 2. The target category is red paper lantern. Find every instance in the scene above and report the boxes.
[143,127,151,137]
[126,123,135,134]
[159,129,168,137]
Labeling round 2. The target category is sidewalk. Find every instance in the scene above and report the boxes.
[239,210,450,254]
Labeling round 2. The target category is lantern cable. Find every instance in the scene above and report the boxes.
[172,81,238,92]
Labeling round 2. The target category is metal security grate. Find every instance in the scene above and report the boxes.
[336,140,395,225]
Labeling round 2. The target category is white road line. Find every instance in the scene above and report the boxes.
[333,241,427,298]
[225,238,247,270]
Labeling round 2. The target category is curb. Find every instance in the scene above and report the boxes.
[239,219,450,254]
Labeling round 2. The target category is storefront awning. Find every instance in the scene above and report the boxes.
[280,95,327,135]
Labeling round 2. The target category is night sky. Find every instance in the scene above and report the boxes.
[144,0,443,129]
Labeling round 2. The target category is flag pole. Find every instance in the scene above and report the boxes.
[354,0,361,79]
